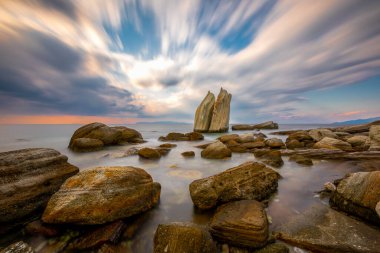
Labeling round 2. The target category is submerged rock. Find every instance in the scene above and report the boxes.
[182,151,195,157]
[369,125,380,151]
[253,150,284,168]
[0,148,79,223]
[159,143,177,148]
[42,166,161,224]
[138,147,162,159]
[189,162,280,209]
[194,91,216,132]
[201,141,232,159]
[153,222,216,253]
[313,137,353,151]
[288,154,313,166]
[0,241,34,253]
[330,171,380,224]
[210,200,269,248]
[275,204,380,253]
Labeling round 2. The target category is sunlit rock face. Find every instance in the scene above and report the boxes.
[194,88,231,133]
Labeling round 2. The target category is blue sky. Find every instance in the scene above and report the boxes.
[0,0,379,124]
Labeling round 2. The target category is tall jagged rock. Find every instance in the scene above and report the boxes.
[209,88,232,133]
[194,92,215,132]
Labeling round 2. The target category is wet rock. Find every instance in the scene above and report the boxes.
[308,128,338,142]
[159,132,204,141]
[0,241,34,253]
[313,137,353,151]
[275,204,380,253]
[285,131,315,148]
[42,166,161,224]
[159,143,177,148]
[156,148,171,156]
[153,222,217,253]
[138,147,161,159]
[285,140,303,149]
[201,141,232,159]
[194,91,216,132]
[69,122,143,152]
[369,125,380,151]
[68,220,125,250]
[25,220,59,237]
[186,132,205,141]
[182,151,195,157]
[210,200,269,248]
[253,150,283,168]
[264,138,285,149]
[218,134,240,143]
[238,133,255,143]
[189,162,280,209]
[0,148,79,223]
[324,182,336,192]
[346,136,370,151]
[208,88,232,133]
[330,171,380,224]
[288,155,313,166]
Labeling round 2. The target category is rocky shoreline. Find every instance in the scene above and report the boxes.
[1,120,380,253]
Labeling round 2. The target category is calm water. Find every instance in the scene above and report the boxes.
[0,124,360,252]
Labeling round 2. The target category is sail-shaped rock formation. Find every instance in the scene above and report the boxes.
[193,88,231,133]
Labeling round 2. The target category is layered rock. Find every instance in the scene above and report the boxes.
[159,132,204,141]
[346,136,370,151]
[369,125,380,151]
[42,166,160,224]
[232,121,278,131]
[0,148,79,223]
[281,149,380,160]
[308,128,338,141]
[193,91,216,132]
[330,171,380,224]
[194,88,232,133]
[275,204,380,253]
[189,162,280,209]
[201,141,232,159]
[153,222,216,253]
[210,200,269,248]
[69,122,143,152]
[313,137,353,151]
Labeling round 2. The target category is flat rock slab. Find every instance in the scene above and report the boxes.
[42,166,160,224]
[275,204,380,253]
[0,148,79,223]
[210,200,269,248]
[281,149,380,160]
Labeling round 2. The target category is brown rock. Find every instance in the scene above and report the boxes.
[71,138,104,152]
[189,162,280,209]
[138,147,161,159]
[153,222,216,253]
[194,91,216,132]
[369,125,380,151]
[159,132,204,141]
[308,128,338,142]
[42,166,161,224]
[313,137,353,151]
[0,241,34,253]
[0,148,79,223]
[218,134,240,143]
[330,171,380,224]
[25,220,59,237]
[159,143,177,148]
[182,151,195,157]
[285,139,304,149]
[201,141,232,159]
[241,141,266,149]
[281,149,380,160]
[332,120,380,134]
[238,133,255,143]
[253,150,283,168]
[264,138,285,149]
[195,142,214,149]
[186,132,205,141]
[208,88,232,133]
[232,121,278,131]
[285,131,315,148]
[288,155,313,166]
[156,148,171,156]
[210,200,269,248]
[346,136,370,151]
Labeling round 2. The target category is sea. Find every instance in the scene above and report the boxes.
[0,123,361,253]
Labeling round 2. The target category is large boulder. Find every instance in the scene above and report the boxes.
[42,166,160,224]
[194,91,216,132]
[208,88,232,133]
[0,148,79,223]
[189,162,280,210]
[153,222,216,253]
[346,136,370,151]
[275,205,380,253]
[308,128,338,142]
[210,200,269,248]
[313,137,353,151]
[369,125,380,151]
[69,123,143,152]
[330,171,380,224]
[201,141,232,159]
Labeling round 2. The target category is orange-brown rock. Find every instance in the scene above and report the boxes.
[313,137,353,151]
[138,147,161,159]
[201,141,232,159]
[159,132,204,141]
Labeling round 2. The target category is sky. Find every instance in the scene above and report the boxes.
[0,0,379,124]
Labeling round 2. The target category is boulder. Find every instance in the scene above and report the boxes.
[369,125,380,151]
[201,141,232,159]
[153,222,216,253]
[275,204,380,253]
[238,133,255,143]
[313,137,353,151]
[218,134,240,143]
[285,131,315,148]
[241,141,266,149]
[0,148,79,223]
[346,136,370,151]
[285,139,304,149]
[253,150,283,168]
[159,143,177,148]
[42,166,161,224]
[264,138,285,149]
[0,241,34,253]
[159,132,204,141]
[210,200,269,248]
[138,148,161,159]
[182,151,195,157]
[288,155,313,166]
[324,182,336,192]
[208,88,232,133]
[330,171,380,224]
[189,162,280,209]
[308,128,338,142]
[69,123,143,152]
[194,91,216,132]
